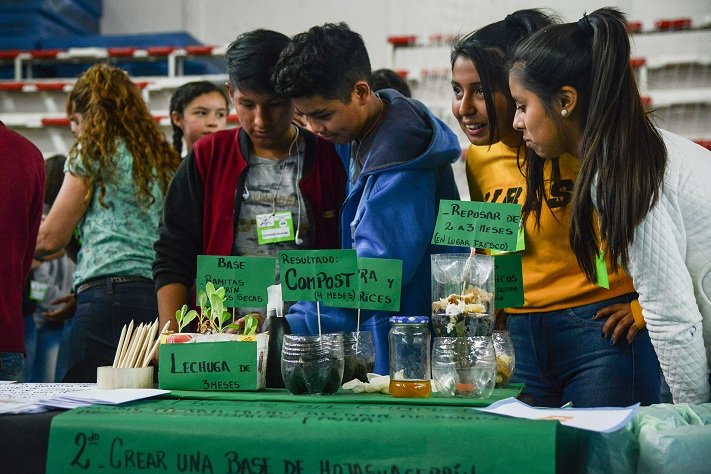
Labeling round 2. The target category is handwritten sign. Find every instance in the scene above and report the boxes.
[432,200,522,251]
[494,253,524,309]
[357,257,402,311]
[46,397,560,474]
[278,249,358,308]
[159,335,267,391]
[196,255,276,308]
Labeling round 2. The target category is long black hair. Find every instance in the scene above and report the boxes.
[169,80,227,155]
[510,7,666,281]
[450,9,556,146]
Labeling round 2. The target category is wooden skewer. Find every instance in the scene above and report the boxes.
[116,319,133,367]
[113,324,128,368]
[142,339,161,368]
[127,323,150,368]
[134,322,154,369]
[119,322,143,368]
[142,321,171,367]
[117,320,135,367]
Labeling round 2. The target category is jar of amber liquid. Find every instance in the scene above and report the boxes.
[388,316,432,398]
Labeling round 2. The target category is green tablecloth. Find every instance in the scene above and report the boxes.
[46,385,578,474]
[165,384,524,406]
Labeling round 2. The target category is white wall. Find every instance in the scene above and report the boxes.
[102,0,711,69]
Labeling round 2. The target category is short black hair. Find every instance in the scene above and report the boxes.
[226,29,290,94]
[370,68,411,97]
[273,22,371,102]
[44,154,66,206]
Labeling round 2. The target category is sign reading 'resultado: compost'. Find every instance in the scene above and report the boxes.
[278,249,359,308]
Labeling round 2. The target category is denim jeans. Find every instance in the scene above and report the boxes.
[507,293,661,407]
[0,352,25,381]
[55,278,157,382]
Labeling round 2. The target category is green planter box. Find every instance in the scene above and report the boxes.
[158,333,268,391]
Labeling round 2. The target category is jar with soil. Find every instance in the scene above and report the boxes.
[281,333,344,395]
[342,330,375,384]
[431,253,495,337]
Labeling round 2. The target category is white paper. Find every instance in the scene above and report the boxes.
[0,383,169,415]
[477,397,639,433]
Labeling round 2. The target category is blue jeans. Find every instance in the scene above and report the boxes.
[0,352,25,381]
[507,294,661,407]
[55,278,157,382]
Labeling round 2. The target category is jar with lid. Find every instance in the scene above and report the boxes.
[388,316,432,398]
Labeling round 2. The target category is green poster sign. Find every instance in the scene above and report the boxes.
[432,200,522,251]
[196,255,276,308]
[278,249,358,308]
[47,397,564,474]
[495,253,525,309]
[357,257,402,311]
[158,334,268,391]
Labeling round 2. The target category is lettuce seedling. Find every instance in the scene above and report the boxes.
[175,304,198,333]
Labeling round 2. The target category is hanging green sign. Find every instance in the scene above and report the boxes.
[278,249,358,308]
[432,200,522,251]
[196,255,276,308]
[495,253,525,309]
[357,257,402,311]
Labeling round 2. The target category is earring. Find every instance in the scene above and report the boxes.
[561,109,568,117]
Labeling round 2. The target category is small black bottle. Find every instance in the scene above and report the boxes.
[263,308,290,388]
[263,286,291,388]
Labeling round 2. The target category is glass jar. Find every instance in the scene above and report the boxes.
[281,333,344,395]
[388,316,431,398]
[342,330,375,384]
[492,330,515,386]
[431,253,496,338]
[432,336,497,398]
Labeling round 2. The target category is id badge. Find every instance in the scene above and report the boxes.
[30,280,50,301]
[256,211,295,244]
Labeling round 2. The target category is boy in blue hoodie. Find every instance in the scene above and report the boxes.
[274,23,461,374]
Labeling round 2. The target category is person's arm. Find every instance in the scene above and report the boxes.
[35,173,89,257]
[628,202,710,404]
[153,152,204,327]
[157,282,189,332]
[596,300,643,345]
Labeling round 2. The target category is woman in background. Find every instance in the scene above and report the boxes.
[452,9,660,407]
[35,63,181,382]
[509,7,711,404]
[169,80,229,156]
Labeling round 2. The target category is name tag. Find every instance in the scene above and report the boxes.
[256,211,295,244]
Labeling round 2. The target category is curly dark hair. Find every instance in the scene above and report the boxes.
[273,22,371,102]
[66,63,181,208]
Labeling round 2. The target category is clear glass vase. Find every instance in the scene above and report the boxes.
[342,330,375,384]
[281,333,344,395]
[492,330,516,387]
[431,253,495,337]
[432,336,496,398]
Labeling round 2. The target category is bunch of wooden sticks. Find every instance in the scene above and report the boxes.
[113,319,170,369]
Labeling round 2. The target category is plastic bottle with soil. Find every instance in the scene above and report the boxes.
[263,284,291,388]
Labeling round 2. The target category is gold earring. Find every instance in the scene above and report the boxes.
[561,109,568,117]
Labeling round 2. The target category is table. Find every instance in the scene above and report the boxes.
[45,392,576,474]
